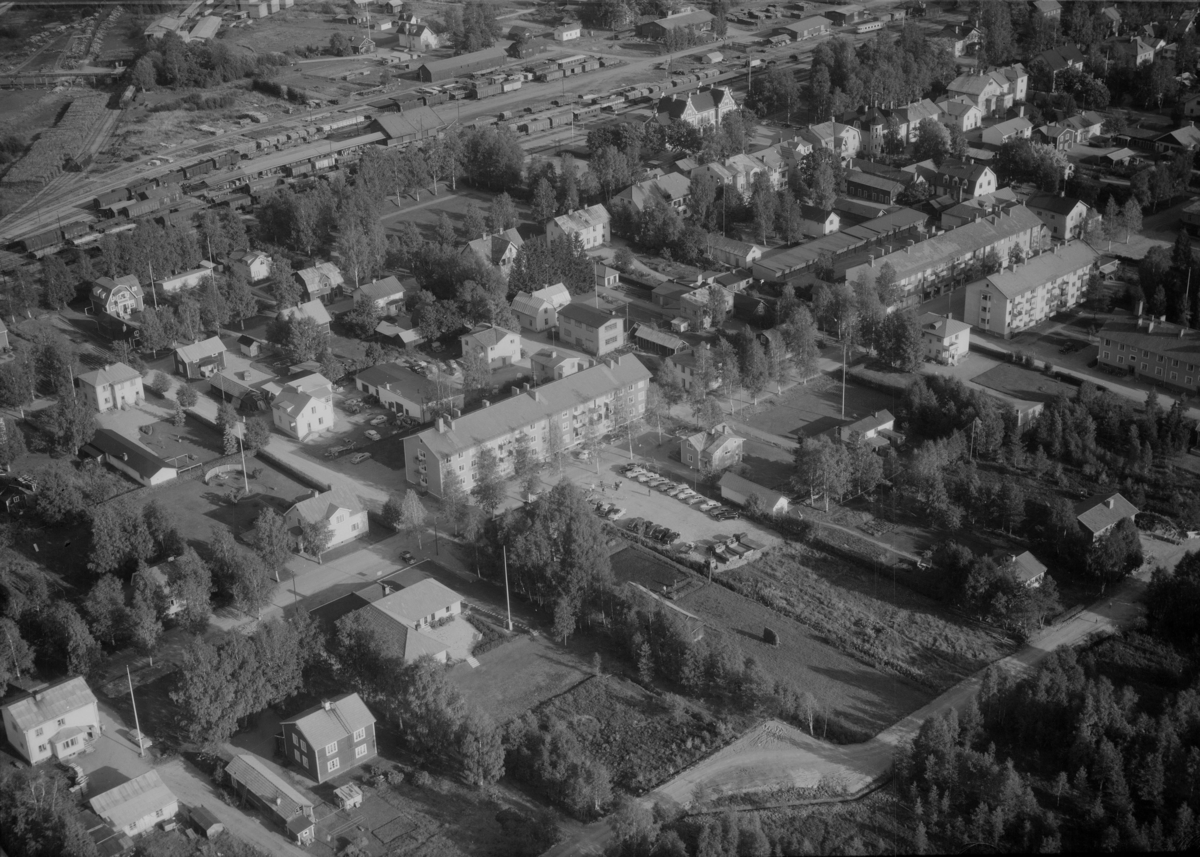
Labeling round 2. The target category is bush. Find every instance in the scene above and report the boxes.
[1043,361,1055,375]
[147,371,172,397]
[386,769,405,787]
[412,770,432,788]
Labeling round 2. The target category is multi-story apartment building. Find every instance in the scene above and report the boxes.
[1097,313,1200,391]
[964,241,1097,337]
[845,204,1046,308]
[403,356,651,497]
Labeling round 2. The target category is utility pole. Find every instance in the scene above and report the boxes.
[127,666,144,757]
[502,545,513,631]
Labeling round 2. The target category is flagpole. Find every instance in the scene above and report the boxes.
[127,666,145,757]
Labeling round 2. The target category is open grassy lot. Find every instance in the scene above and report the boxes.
[972,361,1080,405]
[722,543,1017,693]
[675,581,930,742]
[738,377,900,441]
[538,676,718,794]
[451,634,590,725]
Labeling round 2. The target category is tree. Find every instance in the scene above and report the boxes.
[252,507,293,572]
[330,31,350,56]
[472,447,504,517]
[461,201,486,242]
[41,602,100,677]
[738,331,769,404]
[1122,198,1143,243]
[243,417,270,451]
[462,349,491,405]
[0,765,101,857]
[792,435,850,511]
[513,432,543,498]
[224,269,258,328]
[272,314,329,365]
[128,566,163,651]
[810,161,837,211]
[0,617,35,688]
[531,177,557,225]
[913,118,952,164]
[168,547,212,631]
[84,574,128,647]
[878,309,923,372]
[0,418,27,471]
[298,519,333,563]
[343,295,383,340]
[40,256,75,310]
[398,489,427,547]
[457,708,505,787]
[489,192,519,233]
[176,382,198,408]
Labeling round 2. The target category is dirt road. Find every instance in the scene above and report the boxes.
[543,564,1151,856]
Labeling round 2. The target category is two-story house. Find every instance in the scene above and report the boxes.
[1026,193,1092,240]
[558,302,625,356]
[546,205,611,250]
[663,346,720,395]
[981,116,1033,147]
[294,262,344,304]
[271,373,334,440]
[932,161,997,199]
[281,693,377,783]
[679,284,734,330]
[232,250,272,283]
[279,299,333,333]
[936,97,983,133]
[531,349,592,383]
[464,228,524,279]
[90,276,144,319]
[1074,492,1138,542]
[918,313,970,365]
[1,677,100,764]
[353,275,407,316]
[798,121,861,163]
[460,323,521,368]
[655,85,737,128]
[510,283,571,331]
[173,336,226,380]
[76,362,144,413]
[681,423,744,471]
[284,488,368,553]
[349,578,465,663]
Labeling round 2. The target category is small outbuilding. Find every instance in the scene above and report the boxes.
[719,472,789,514]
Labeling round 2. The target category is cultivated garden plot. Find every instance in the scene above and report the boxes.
[723,544,1017,693]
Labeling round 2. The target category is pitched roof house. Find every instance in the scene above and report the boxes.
[90,275,144,319]
[281,693,377,783]
[224,755,316,845]
[284,488,368,553]
[1,677,100,764]
[460,323,521,367]
[174,335,227,380]
[655,85,737,128]
[355,362,464,422]
[353,275,407,315]
[89,771,178,838]
[681,423,744,471]
[465,228,524,278]
[76,362,144,413]
[81,428,178,487]
[718,471,789,514]
[293,262,344,304]
[349,579,465,663]
[272,373,334,440]
[546,205,611,250]
[840,410,896,448]
[1001,550,1049,588]
[510,282,571,331]
[279,299,333,332]
[1074,492,1139,542]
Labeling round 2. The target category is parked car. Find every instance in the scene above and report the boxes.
[647,524,666,540]
[707,505,728,517]
[596,502,614,516]
[625,517,644,531]
[349,452,371,464]
[370,415,388,426]
[715,510,741,521]
[686,495,706,506]
[636,473,655,483]
[647,477,667,488]
[659,530,679,544]
[699,500,720,512]
[399,550,416,564]
[342,399,363,414]
[606,507,627,520]
[656,481,678,493]
[364,430,381,441]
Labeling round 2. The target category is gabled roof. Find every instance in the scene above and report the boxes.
[280,300,333,328]
[282,693,375,749]
[632,325,686,351]
[718,471,788,507]
[649,9,714,30]
[355,362,456,403]
[1026,193,1088,216]
[511,291,553,318]
[1005,551,1048,584]
[466,228,523,265]
[1159,125,1200,148]
[938,97,980,118]
[549,204,611,234]
[936,160,991,183]
[375,106,451,139]
[356,604,447,661]
[461,323,517,348]
[947,72,1003,97]
[84,429,175,480]
[1074,491,1138,535]
[89,771,176,830]
[174,336,225,365]
[978,241,1097,300]
[2,677,96,732]
[657,87,733,121]
[846,170,905,194]
[295,262,343,292]
[918,312,970,339]
[532,282,571,307]
[287,488,365,524]
[356,275,406,301]
[987,117,1034,138]
[559,301,619,329]
[845,409,895,433]
[77,362,141,388]
[224,755,312,822]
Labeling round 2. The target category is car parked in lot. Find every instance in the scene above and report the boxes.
[656,481,678,493]
[349,452,371,464]
[685,495,706,506]
[596,502,614,516]
[636,473,654,483]
[606,507,626,520]
[699,500,720,512]
[364,430,381,441]
[370,415,388,426]
[647,477,667,488]
[707,505,728,517]
[714,510,741,521]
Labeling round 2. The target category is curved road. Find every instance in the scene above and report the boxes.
[545,565,1151,856]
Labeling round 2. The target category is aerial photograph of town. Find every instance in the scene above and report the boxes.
[5,0,1200,854]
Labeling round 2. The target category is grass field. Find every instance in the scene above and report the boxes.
[722,543,1016,693]
[676,581,930,741]
[452,634,591,725]
[539,676,718,794]
[739,377,901,441]
[972,362,1079,405]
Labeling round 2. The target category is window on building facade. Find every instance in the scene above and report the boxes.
[326,741,338,755]
[328,758,339,772]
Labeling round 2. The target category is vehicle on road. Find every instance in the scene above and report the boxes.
[364,429,381,441]
[325,442,356,458]
[399,550,416,564]
[349,452,371,464]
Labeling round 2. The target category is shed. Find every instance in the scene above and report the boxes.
[718,472,789,514]
[186,804,224,839]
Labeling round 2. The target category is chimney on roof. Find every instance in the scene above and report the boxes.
[481,399,490,408]
[1136,299,1144,319]
[528,388,540,401]
[510,386,519,397]
[1148,320,1155,333]
[1105,497,1115,509]
[906,241,914,253]
[322,699,332,711]
[436,417,446,433]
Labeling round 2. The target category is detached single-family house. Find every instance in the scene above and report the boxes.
[224,755,316,846]
[279,299,333,333]
[1026,193,1092,240]
[1107,35,1156,66]
[531,349,592,383]
[281,693,377,783]
[936,97,983,133]
[294,262,345,304]
[655,85,737,129]
[272,373,334,440]
[1074,492,1139,542]
[76,362,144,412]
[679,284,734,330]
[465,229,524,279]
[143,559,188,619]
[173,336,226,379]
[595,262,619,289]
[845,170,906,206]
[718,472,789,514]
[460,323,521,368]
[407,23,440,51]
[349,578,464,663]
[546,205,611,250]
[285,488,369,552]
[981,117,1033,147]
[157,262,215,294]
[81,429,178,487]
[918,313,970,365]
[232,250,272,283]
[510,283,571,332]
[553,24,581,40]
[353,276,407,316]
[840,410,895,448]
[663,346,720,395]
[558,302,625,356]
[1035,45,1086,82]
[90,276,144,319]
[682,423,744,471]
[89,772,178,838]
[932,161,997,199]
[1001,550,1049,587]
[706,234,764,269]
[355,363,464,422]
[800,205,840,237]
[1,677,100,764]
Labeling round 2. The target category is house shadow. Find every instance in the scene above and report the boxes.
[83,765,129,796]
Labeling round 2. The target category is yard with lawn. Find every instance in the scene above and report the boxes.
[736,376,901,442]
[719,543,1018,694]
[451,635,592,726]
[972,362,1081,405]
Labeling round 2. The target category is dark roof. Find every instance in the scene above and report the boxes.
[1074,491,1139,535]
[83,429,173,479]
[657,87,732,121]
[355,362,456,404]
[559,302,621,329]
[1026,193,1086,216]
[847,170,905,193]
[800,204,835,220]
[936,160,990,182]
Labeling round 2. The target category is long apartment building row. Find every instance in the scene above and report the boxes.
[403,355,651,498]
[844,203,1047,309]
[963,240,1098,338]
